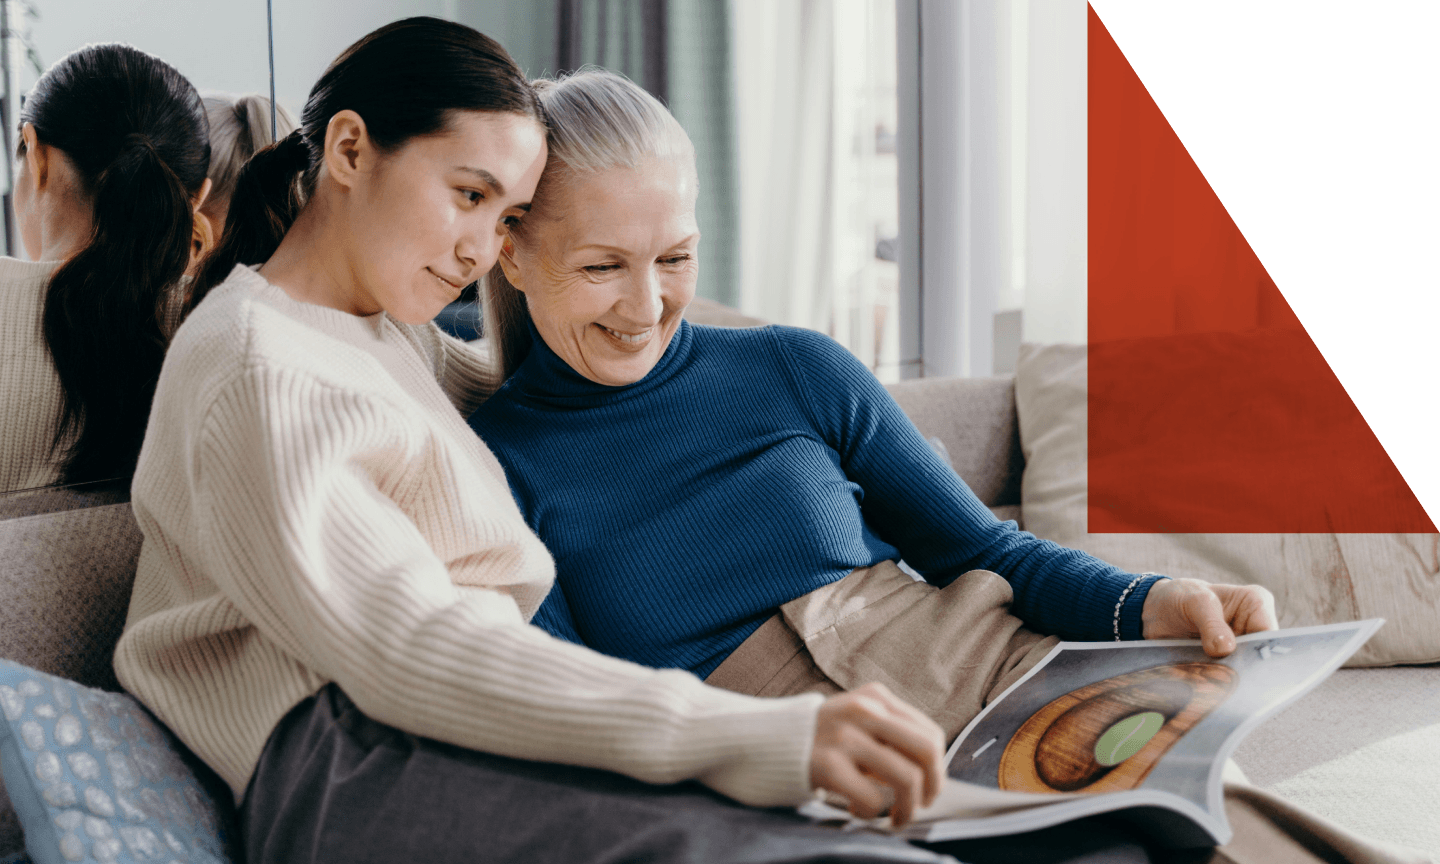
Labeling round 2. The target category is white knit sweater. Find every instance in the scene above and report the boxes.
[0,257,65,492]
[115,264,822,807]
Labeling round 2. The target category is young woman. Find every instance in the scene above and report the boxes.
[119,18,964,864]
[0,44,210,491]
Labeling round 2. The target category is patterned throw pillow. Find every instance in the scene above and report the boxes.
[0,660,237,864]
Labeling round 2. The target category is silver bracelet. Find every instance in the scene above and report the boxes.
[1113,573,1161,641]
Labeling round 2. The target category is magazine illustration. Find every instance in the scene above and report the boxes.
[801,619,1384,848]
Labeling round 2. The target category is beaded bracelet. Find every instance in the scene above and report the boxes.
[1112,573,1162,641]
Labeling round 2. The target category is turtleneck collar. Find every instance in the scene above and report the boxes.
[508,318,695,407]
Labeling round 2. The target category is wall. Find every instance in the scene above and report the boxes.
[26,1,458,117]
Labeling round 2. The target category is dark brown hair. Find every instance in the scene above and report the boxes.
[188,16,543,316]
[22,43,210,485]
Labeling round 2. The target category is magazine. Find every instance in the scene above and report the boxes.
[800,619,1385,848]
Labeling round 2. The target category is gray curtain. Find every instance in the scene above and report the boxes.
[459,0,739,307]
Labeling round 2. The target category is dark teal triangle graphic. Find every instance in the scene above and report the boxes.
[1088,0,1440,529]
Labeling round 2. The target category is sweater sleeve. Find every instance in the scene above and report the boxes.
[770,327,1163,641]
[403,322,501,417]
[189,364,823,807]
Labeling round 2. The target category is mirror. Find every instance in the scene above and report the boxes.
[0,0,272,497]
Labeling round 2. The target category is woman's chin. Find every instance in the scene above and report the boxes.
[393,304,452,326]
[389,290,458,326]
[575,345,662,386]
[577,326,671,385]
[586,358,656,386]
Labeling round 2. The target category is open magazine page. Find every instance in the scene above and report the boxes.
[804,620,1382,846]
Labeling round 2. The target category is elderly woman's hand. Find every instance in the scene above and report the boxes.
[1141,577,1278,657]
[809,682,945,827]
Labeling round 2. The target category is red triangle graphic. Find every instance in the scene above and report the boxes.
[1086,5,1434,534]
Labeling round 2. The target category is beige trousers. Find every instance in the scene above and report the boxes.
[707,562,1057,741]
[706,562,1425,864]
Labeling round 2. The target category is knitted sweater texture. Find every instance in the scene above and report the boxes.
[115,266,822,807]
[470,322,1158,679]
[0,258,65,491]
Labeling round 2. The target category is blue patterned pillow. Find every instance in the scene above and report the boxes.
[0,660,237,864]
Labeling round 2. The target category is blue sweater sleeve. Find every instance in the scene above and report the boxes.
[769,327,1160,641]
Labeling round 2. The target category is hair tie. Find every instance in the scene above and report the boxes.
[277,129,311,170]
[121,132,158,156]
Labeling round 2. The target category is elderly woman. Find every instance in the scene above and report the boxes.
[469,70,1396,864]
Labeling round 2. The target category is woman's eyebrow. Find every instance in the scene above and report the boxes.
[570,243,630,255]
[570,234,699,256]
[455,166,504,195]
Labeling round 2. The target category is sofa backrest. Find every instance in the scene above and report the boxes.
[885,375,1023,509]
[0,375,1022,692]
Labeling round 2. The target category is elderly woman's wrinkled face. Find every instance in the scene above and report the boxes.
[502,156,699,386]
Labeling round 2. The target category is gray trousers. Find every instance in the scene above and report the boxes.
[239,685,1155,864]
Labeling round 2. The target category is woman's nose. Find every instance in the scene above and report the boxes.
[617,267,663,325]
[457,229,504,275]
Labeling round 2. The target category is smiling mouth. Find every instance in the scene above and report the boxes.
[597,324,655,345]
[427,268,465,291]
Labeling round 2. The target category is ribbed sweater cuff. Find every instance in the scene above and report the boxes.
[686,690,824,807]
[1121,574,1168,641]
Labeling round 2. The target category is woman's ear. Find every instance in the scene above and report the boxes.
[498,237,525,293]
[192,177,213,213]
[189,208,217,276]
[320,109,372,191]
[19,123,48,192]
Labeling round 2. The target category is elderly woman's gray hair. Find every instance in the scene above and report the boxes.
[201,92,298,224]
[484,69,696,379]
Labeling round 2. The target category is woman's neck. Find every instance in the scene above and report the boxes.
[33,199,93,263]
[258,194,379,317]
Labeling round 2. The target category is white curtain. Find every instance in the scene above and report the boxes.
[732,0,901,378]
[732,0,834,331]
[732,0,1090,374]
[1020,0,1086,347]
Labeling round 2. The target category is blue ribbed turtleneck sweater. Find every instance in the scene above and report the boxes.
[469,321,1160,679]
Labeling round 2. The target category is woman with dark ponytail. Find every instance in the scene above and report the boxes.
[0,43,210,491]
[122,17,956,864]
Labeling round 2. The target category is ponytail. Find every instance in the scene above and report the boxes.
[201,92,297,218]
[22,43,210,486]
[43,135,194,484]
[187,130,310,315]
[482,261,534,379]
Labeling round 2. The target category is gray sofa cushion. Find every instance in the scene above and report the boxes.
[0,500,142,858]
[0,502,142,693]
[1232,666,1440,858]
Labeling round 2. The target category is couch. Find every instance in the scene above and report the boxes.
[3,373,1436,860]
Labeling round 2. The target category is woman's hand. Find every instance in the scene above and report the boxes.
[809,682,946,827]
[1141,577,1278,657]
